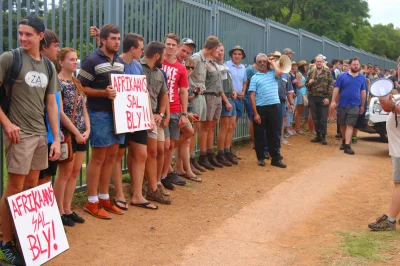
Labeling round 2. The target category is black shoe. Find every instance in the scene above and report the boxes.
[271,160,287,168]
[61,214,75,227]
[198,154,215,171]
[321,136,327,145]
[264,152,271,159]
[344,144,355,155]
[207,153,223,168]
[167,171,186,186]
[339,140,345,150]
[335,133,342,139]
[65,211,85,223]
[311,135,322,143]
[161,177,175,190]
[257,160,265,166]
[0,241,24,266]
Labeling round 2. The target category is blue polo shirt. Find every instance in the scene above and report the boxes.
[334,72,366,107]
[124,59,144,75]
[248,70,280,106]
[78,48,125,111]
[226,60,247,94]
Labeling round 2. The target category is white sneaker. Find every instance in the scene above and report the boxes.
[282,139,291,145]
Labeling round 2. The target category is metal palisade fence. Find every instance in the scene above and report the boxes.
[0,0,397,194]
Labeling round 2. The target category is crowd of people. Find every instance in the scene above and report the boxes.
[0,15,399,265]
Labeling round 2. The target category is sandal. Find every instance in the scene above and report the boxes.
[183,175,202,182]
[176,172,186,177]
[130,201,158,210]
[112,198,128,211]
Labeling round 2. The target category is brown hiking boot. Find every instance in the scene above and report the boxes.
[99,198,124,215]
[225,152,238,165]
[146,188,171,205]
[231,148,242,160]
[84,201,111,219]
[368,214,396,231]
[158,183,170,196]
[216,153,232,166]
[192,158,206,172]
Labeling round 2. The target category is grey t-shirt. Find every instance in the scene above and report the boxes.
[140,58,167,112]
[0,48,59,135]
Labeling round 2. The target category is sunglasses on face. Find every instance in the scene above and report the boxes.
[257,60,267,64]
[186,66,194,70]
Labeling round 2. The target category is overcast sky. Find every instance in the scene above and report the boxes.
[368,0,400,28]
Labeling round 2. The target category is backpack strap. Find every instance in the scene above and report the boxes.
[3,48,23,115]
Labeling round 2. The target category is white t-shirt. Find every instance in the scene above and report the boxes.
[387,110,400,157]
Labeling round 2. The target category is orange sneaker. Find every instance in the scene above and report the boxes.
[99,198,124,215]
[84,202,111,219]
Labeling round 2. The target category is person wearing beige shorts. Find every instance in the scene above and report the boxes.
[4,132,48,175]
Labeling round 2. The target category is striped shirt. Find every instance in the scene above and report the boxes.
[248,70,280,106]
[78,48,124,111]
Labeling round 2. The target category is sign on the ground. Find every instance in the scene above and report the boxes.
[111,74,151,134]
[7,182,69,266]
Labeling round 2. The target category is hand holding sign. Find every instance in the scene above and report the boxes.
[105,85,117,100]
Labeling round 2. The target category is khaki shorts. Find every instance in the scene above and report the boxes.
[5,132,48,175]
[205,94,222,121]
[147,125,165,141]
[192,95,207,121]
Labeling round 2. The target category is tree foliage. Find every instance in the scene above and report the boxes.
[220,0,400,60]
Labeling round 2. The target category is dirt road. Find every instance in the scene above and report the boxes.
[49,128,393,266]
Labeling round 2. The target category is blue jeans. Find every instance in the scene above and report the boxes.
[88,110,125,147]
[276,102,286,153]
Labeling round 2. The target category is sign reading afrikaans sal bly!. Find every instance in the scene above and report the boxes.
[7,182,69,266]
[111,74,151,134]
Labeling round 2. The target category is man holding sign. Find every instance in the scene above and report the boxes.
[78,24,125,218]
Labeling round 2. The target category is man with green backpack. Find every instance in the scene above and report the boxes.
[0,16,61,265]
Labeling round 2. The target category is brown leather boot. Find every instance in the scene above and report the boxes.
[198,154,215,171]
[216,153,232,167]
[207,153,223,168]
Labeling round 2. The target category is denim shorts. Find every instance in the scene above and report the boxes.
[221,97,237,117]
[234,98,243,118]
[88,109,125,147]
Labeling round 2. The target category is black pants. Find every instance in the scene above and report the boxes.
[309,96,329,135]
[254,105,280,161]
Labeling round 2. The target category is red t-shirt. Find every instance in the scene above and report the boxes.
[161,59,189,113]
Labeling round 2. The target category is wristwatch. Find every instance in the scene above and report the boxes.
[181,113,188,117]
[159,113,165,118]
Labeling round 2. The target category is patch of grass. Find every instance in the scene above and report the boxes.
[72,191,88,206]
[338,230,400,261]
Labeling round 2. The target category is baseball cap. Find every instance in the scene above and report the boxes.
[18,15,45,33]
[181,38,196,49]
[282,48,295,55]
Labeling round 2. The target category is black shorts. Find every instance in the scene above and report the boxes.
[72,137,88,152]
[119,131,148,149]
[337,106,360,127]
[39,143,59,179]
[355,107,367,129]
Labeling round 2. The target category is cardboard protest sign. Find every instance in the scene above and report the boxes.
[111,74,151,134]
[7,182,69,266]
